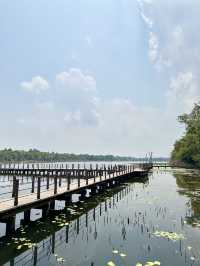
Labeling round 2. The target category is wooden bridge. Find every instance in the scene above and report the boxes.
[0,163,152,235]
[0,184,133,266]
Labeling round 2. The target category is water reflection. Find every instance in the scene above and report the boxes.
[1,170,200,266]
[175,170,200,227]
[0,179,147,266]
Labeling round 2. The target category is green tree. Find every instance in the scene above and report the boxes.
[171,103,200,168]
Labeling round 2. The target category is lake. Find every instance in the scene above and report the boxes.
[1,167,200,266]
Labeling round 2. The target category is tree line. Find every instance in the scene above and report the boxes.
[0,148,168,163]
[171,103,200,168]
[0,149,132,162]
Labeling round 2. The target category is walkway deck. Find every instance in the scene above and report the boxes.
[0,166,149,217]
[0,163,153,239]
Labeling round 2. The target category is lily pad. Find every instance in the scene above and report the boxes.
[107,261,116,266]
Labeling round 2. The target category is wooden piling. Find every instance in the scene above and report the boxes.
[24,209,31,223]
[12,176,16,198]
[5,216,16,236]
[37,177,41,200]
[47,175,49,190]
[14,179,19,206]
[54,177,57,194]
[31,176,35,193]
[67,173,70,190]
[33,246,38,266]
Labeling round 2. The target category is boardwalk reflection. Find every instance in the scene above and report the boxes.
[0,178,148,266]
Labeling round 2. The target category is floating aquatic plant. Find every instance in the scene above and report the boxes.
[153,230,185,241]
[107,261,116,266]
[119,253,127,257]
[17,245,22,250]
[12,237,37,250]
[112,249,119,254]
[136,261,161,266]
[54,254,65,264]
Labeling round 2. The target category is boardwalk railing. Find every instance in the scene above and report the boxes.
[0,163,152,216]
[0,163,128,176]
[1,185,131,266]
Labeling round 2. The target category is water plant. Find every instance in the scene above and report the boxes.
[107,261,116,266]
[136,261,161,266]
[153,230,185,241]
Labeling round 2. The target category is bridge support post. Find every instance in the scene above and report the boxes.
[47,175,49,190]
[52,232,55,254]
[42,204,50,218]
[90,186,97,196]
[13,179,19,206]
[76,217,80,235]
[108,180,114,188]
[32,177,35,193]
[50,200,55,210]
[67,174,71,190]
[99,183,106,193]
[33,246,38,266]
[78,170,80,188]
[66,223,69,243]
[86,170,89,185]
[59,176,62,187]
[37,177,41,199]
[24,209,31,223]
[10,258,14,266]
[4,216,16,236]
[54,177,57,194]
[12,176,16,197]
[65,194,72,206]
[79,189,87,201]
[85,212,88,227]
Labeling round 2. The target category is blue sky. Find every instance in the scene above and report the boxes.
[0,0,199,156]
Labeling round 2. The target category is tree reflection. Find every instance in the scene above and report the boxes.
[175,171,200,226]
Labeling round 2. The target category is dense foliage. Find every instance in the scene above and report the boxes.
[0,149,134,162]
[0,149,168,163]
[171,103,200,168]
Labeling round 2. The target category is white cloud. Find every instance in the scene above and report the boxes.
[21,76,49,94]
[138,1,200,113]
[148,32,159,64]
[56,68,96,92]
[167,72,200,112]
[172,26,184,48]
[19,69,99,128]
[64,111,81,125]
[94,98,177,156]
[137,0,154,28]
[55,68,99,127]
[141,12,153,28]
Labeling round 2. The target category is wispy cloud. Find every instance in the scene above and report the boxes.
[21,76,49,94]
[138,0,200,113]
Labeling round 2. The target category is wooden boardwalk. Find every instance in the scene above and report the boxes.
[0,163,152,235]
[0,184,130,266]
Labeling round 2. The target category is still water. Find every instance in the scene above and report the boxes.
[1,168,200,266]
